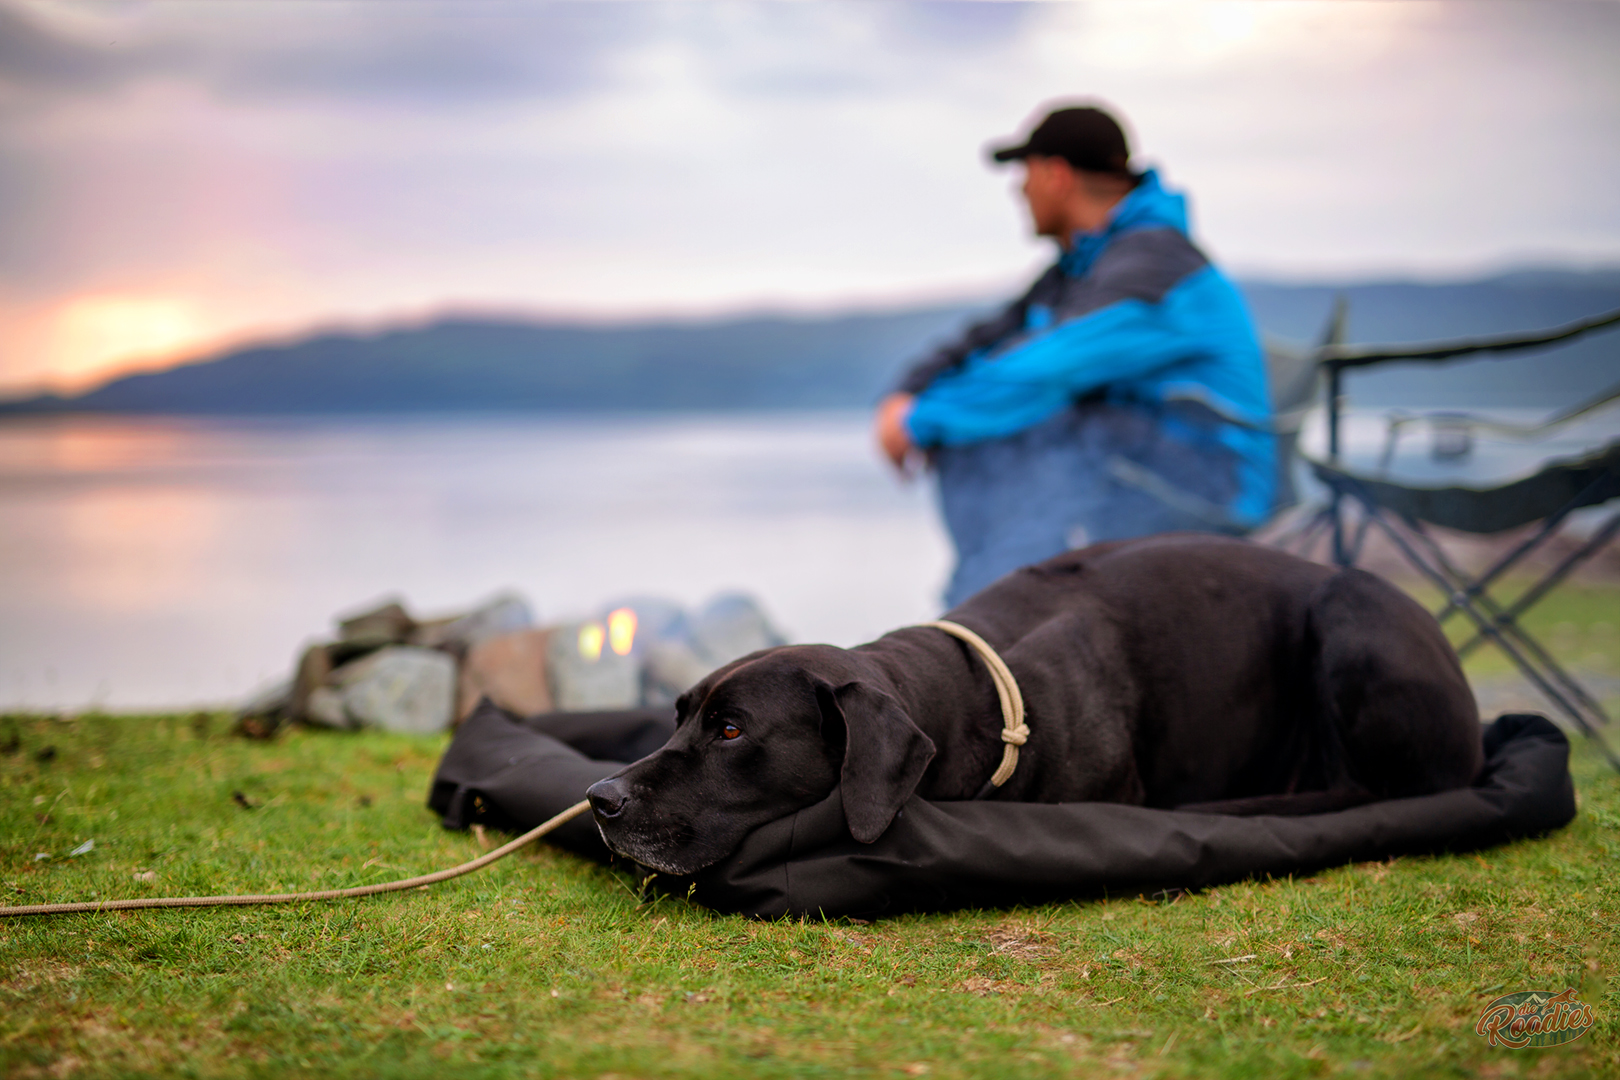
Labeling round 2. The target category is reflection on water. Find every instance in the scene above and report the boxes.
[3,404,1613,712]
[0,413,951,711]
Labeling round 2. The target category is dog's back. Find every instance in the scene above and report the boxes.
[947,535,1481,808]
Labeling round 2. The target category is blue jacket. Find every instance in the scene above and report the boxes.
[899,170,1276,528]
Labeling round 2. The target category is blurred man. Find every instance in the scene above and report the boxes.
[876,104,1275,606]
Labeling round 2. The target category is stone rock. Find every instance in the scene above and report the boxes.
[689,593,785,666]
[276,590,781,725]
[336,599,417,650]
[455,627,554,722]
[303,686,351,729]
[331,646,456,734]
[581,592,786,708]
[414,592,534,656]
[639,641,712,707]
[547,622,640,710]
[289,643,335,723]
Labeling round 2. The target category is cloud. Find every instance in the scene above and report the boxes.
[665,1,1037,99]
[4,1,1049,111]
[0,3,152,94]
[188,3,649,105]
[1,0,1617,392]
[1,0,651,110]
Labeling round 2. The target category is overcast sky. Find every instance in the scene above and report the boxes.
[3,0,1618,394]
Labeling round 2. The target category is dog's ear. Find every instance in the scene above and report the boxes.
[818,680,935,844]
[673,686,700,728]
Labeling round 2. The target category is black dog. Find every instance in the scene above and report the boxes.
[587,535,1482,875]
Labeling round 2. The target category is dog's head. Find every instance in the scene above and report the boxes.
[585,644,936,875]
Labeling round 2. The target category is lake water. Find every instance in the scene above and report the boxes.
[0,412,951,711]
[2,405,1614,712]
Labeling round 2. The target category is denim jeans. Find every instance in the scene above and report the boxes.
[933,400,1245,607]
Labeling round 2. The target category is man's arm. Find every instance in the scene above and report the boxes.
[904,296,1195,447]
[891,265,1061,395]
[905,228,1241,447]
[877,266,1062,473]
[894,310,1022,396]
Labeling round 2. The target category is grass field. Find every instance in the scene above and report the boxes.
[3,585,1617,1079]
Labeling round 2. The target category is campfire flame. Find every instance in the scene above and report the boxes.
[577,621,605,662]
[575,609,636,662]
[608,608,638,656]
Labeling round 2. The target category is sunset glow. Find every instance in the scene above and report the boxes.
[2,1,1616,397]
[45,294,207,391]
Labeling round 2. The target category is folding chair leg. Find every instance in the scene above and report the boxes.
[1288,507,1334,558]
[1493,619,1614,729]
[1360,506,1620,774]
[1263,503,1334,560]
[1345,503,1376,566]
[1416,512,1620,729]
[1402,513,1616,731]
[1433,470,1619,627]
[1455,510,1620,659]
[1302,508,1339,562]
[1398,515,1604,731]
[1332,490,1349,566]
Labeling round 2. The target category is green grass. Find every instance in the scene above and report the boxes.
[4,587,1618,1079]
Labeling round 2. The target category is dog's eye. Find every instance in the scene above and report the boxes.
[720,723,742,740]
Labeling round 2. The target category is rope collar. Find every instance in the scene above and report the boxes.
[918,620,1028,796]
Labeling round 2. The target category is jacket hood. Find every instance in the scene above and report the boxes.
[1060,169,1188,277]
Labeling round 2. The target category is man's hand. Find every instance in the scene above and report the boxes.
[874,392,917,475]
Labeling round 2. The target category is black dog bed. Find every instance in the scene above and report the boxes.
[428,701,1576,919]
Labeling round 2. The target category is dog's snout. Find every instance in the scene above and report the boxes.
[587,778,629,819]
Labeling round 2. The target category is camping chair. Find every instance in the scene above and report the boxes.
[1293,307,1620,772]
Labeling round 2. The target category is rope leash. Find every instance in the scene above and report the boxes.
[0,799,592,919]
[918,620,1029,792]
[5,630,1020,916]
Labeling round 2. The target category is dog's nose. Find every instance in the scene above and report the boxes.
[587,778,629,819]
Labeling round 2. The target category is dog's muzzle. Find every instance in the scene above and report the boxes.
[586,777,629,819]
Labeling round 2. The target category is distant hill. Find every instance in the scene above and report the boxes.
[0,306,983,416]
[0,306,981,416]
[3,270,1617,416]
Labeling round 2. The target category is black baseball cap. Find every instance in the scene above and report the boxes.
[990,105,1137,178]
